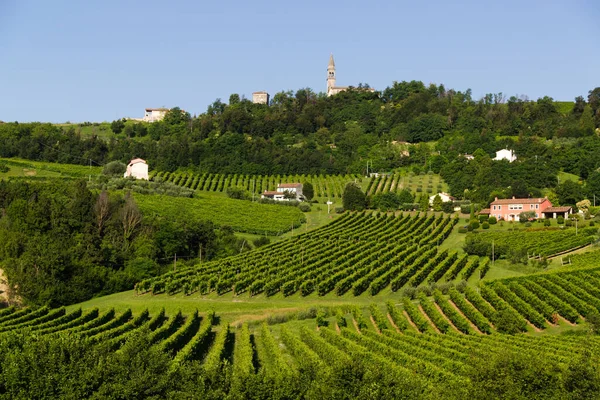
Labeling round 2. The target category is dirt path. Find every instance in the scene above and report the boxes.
[558,315,577,327]
[526,320,543,332]
[417,304,441,334]
[402,310,419,332]
[387,313,401,333]
[352,318,362,334]
[0,269,9,305]
[447,299,483,334]
[433,302,461,334]
[369,315,381,334]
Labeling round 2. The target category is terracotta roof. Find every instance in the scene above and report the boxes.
[128,158,146,165]
[145,108,169,111]
[262,191,280,195]
[253,91,268,94]
[543,206,572,213]
[278,183,302,188]
[479,209,491,214]
[490,197,548,205]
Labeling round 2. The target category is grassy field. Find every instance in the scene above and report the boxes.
[54,122,116,140]
[0,157,103,179]
[133,191,306,236]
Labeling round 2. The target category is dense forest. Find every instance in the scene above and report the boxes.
[1,82,600,205]
[0,180,247,306]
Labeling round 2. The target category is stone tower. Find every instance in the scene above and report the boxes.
[327,54,336,95]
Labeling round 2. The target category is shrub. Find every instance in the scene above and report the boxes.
[479,214,489,223]
[566,220,574,227]
[0,162,8,173]
[488,216,497,224]
[253,236,271,248]
[544,219,551,227]
[470,220,480,230]
[226,187,250,200]
[557,216,565,224]
[458,227,468,233]
[416,187,423,192]
[590,221,596,227]
[335,207,345,214]
[482,222,490,229]
[102,161,126,176]
[298,203,311,212]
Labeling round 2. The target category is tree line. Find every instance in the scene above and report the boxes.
[0,180,248,306]
[0,82,599,205]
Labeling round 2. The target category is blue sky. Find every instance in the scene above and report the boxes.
[0,0,598,122]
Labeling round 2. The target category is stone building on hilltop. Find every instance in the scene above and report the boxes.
[327,54,375,97]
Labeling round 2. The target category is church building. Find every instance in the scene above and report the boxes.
[327,54,374,97]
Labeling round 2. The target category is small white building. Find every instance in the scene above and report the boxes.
[143,108,169,122]
[277,183,303,199]
[494,149,516,163]
[252,91,270,105]
[124,158,149,180]
[429,192,455,206]
[261,190,287,201]
[262,183,304,201]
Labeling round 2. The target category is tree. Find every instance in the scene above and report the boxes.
[110,119,125,134]
[102,161,126,176]
[397,189,414,204]
[372,192,400,211]
[432,194,443,211]
[342,182,366,211]
[303,182,314,201]
[572,96,586,115]
[556,180,584,206]
[229,93,240,105]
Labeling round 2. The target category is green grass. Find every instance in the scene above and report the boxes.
[0,157,102,179]
[133,191,306,236]
[54,122,116,140]
[558,171,580,184]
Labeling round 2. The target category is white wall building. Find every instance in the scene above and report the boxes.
[429,192,455,205]
[124,158,149,180]
[252,91,270,105]
[262,183,304,201]
[143,108,169,122]
[494,149,516,162]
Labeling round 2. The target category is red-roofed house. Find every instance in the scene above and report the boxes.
[124,158,149,180]
[489,197,552,221]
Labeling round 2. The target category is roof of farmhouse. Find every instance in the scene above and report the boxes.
[490,197,548,205]
[278,183,302,188]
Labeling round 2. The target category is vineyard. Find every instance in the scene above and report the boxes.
[133,192,306,235]
[135,212,463,298]
[465,227,598,258]
[365,171,447,197]
[149,169,448,199]
[1,297,599,398]
[481,267,600,331]
[150,170,361,199]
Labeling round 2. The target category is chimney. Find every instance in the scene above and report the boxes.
[495,197,498,201]
[512,196,515,199]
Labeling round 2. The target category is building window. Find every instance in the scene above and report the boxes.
[536,204,539,209]
[498,206,501,210]
[493,205,496,210]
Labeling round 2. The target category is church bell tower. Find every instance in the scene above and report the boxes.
[327,54,336,96]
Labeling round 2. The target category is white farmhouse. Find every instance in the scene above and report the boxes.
[143,108,169,122]
[261,183,304,201]
[124,158,149,180]
[429,192,455,206]
[494,149,516,162]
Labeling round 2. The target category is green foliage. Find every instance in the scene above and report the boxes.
[488,216,497,224]
[102,161,126,176]
[342,182,366,211]
[303,181,314,200]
